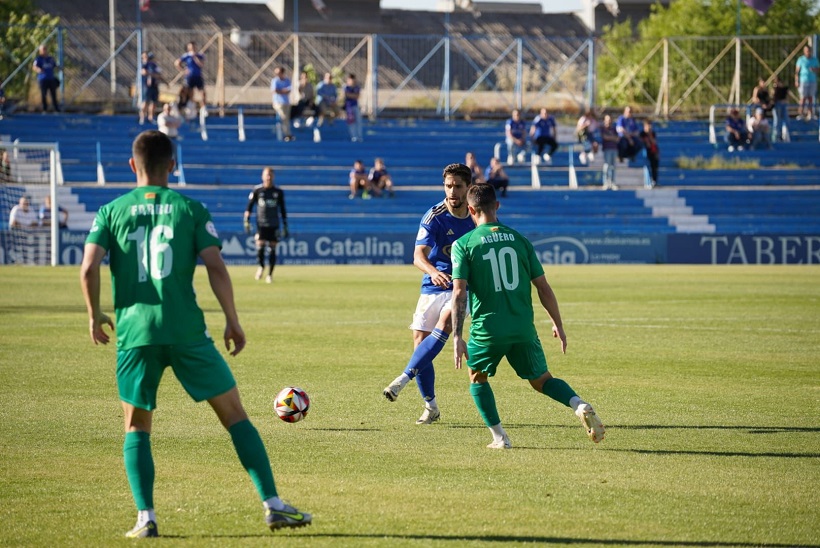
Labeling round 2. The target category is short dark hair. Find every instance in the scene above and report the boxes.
[466,183,496,214]
[132,130,173,178]
[442,163,472,185]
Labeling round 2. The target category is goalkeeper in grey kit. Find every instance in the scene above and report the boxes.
[245,167,288,283]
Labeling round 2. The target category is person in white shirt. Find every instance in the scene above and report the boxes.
[9,196,38,228]
[157,103,182,139]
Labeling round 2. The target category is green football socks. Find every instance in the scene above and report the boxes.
[541,377,578,407]
[229,419,278,500]
[123,431,154,510]
[470,382,501,427]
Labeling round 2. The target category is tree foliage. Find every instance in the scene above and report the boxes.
[0,0,60,100]
[598,0,820,114]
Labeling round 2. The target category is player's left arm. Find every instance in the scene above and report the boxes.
[451,278,469,369]
[200,245,246,356]
[532,275,566,354]
[80,243,114,345]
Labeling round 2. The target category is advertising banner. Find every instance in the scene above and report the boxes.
[667,234,820,264]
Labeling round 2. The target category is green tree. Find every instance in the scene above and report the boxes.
[1,0,60,101]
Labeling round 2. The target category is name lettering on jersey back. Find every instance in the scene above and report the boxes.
[480,232,515,245]
[130,204,174,216]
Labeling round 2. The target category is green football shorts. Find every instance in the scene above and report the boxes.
[466,337,549,380]
[117,341,237,410]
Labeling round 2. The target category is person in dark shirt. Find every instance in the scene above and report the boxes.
[772,76,790,143]
[724,108,750,152]
[750,77,773,116]
[368,158,394,198]
[244,167,288,284]
[639,119,660,188]
[32,44,60,113]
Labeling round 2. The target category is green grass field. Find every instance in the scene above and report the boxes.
[1,264,818,547]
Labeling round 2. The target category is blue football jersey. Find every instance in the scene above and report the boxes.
[415,200,475,295]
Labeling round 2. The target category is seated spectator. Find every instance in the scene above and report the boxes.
[0,149,11,183]
[600,114,619,190]
[724,108,750,152]
[8,196,38,228]
[368,157,394,198]
[575,109,600,164]
[530,107,558,163]
[348,159,371,199]
[616,106,642,162]
[749,108,772,150]
[640,119,660,188]
[465,151,485,184]
[505,109,528,165]
[750,77,773,116]
[315,72,340,126]
[157,103,182,140]
[39,194,68,229]
[484,157,509,197]
[291,70,316,128]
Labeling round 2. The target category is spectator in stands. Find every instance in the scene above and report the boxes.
[177,86,197,126]
[32,44,60,113]
[291,71,316,128]
[640,119,660,188]
[750,77,773,117]
[795,44,819,121]
[175,42,206,111]
[315,72,340,126]
[271,67,294,142]
[465,152,485,184]
[484,157,509,197]
[530,107,558,163]
[772,75,790,143]
[616,106,642,162]
[344,74,363,142]
[157,103,182,141]
[39,195,68,229]
[724,107,750,152]
[505,109,528,165]
[600,114,619,190]
[368,158,394,198]
[140,52,162,125]
[349,159,371,199]
[0,149,11,183]
[575,109,600,165]
[8,196,37,228]
[749,108,772,150]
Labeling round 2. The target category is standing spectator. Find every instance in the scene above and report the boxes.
[600,114,619,190]
[80,131,311,538]
[465,152,485,185]
[157,103,182,141]
[750,77,773,116]
[575,109,600,165]
[315,72,340,126]
[39,195,68,229]
[0,149,11,183]
[749,108,772,150]
[32,44,60,113]
[344,74,363,142]
[724,108,750,152]
[291,71,316,128]
[8,196,38,228]
[175,42,206,111]
[348,159,370,199]
[504,109,528,165]
[244,167,288,284]
[616,106,642,162]
[451,183,605,450]
[795,44,819,121]
[530,107,558,163]
[140,52,162,125]
[484,157,509,197]
[640,119,660,188]
[772,75,790,142]
[270,67,294,142]
[368,158,394,198]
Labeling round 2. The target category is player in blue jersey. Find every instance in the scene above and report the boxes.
[382,163,475,424]
[175,42,206,109]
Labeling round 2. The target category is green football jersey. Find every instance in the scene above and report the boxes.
[85,185,222,349]
[452,222,545,344]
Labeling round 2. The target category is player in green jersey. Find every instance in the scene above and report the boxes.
[80,130,311,538]
[450,183,605,449]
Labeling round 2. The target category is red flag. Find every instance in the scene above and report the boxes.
[743,0,775,15]
[140,0,150,11]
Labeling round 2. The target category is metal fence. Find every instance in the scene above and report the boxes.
[1,24,816,119]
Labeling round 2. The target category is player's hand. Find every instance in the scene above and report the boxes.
[89,312,114,345]
[430,270,452,289]
[281,225,289,239]
[243,220,251,234]
[453,337,468,369]
[224,321,246,356]
[552,324,567,354]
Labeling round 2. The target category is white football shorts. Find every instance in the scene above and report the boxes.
[409,291,453,332]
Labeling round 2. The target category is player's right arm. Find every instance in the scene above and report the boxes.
[243,189,256,230]
[451,278,469,369]
[200,246,245,356]
[80,243,114,345]
[413,244,450,289]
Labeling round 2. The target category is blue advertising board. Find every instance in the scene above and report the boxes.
[667,234,820,264]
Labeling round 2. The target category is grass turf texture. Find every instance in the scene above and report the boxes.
[0,264,818,547]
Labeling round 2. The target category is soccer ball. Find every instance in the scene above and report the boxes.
[274,386,310,423]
